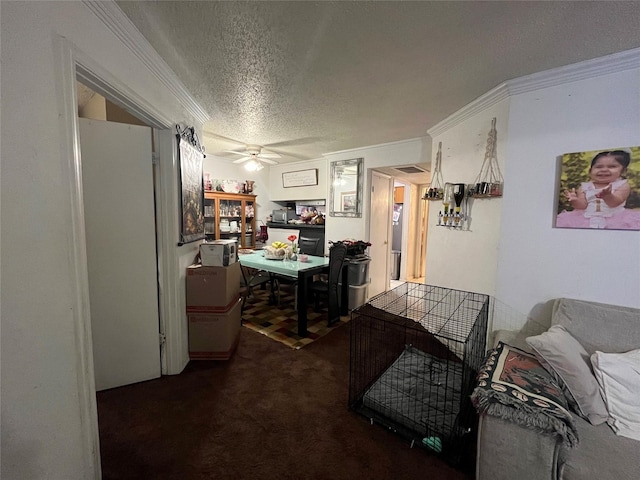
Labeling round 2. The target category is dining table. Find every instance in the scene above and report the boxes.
[239,252,349,337]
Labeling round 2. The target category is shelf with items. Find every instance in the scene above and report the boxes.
[471,117,503,199]
[423,142,445,201]
[424,118,503,230]
[203,191,256,248]
[434,182,478,229]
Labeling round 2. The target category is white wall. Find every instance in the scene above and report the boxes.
[495,68,640,330]
[1,2,204,478]
[426,101,510,294]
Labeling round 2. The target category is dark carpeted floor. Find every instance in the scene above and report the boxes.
[97,322,475,479]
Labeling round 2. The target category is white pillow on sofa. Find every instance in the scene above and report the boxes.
[591,349,640,441]
[526,324,609,425]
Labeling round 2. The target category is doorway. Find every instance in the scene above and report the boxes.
[79,118,162,392]
[77,82,163,391]
[370,170,429,291]
[53,28,193,474]
[60,48,181,475]
[391,181,405,288]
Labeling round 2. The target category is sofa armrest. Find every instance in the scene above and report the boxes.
[477,414,562,480]
[490,329,534,353]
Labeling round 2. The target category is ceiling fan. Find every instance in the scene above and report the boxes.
[202,129,314,163]
[225,145,281,171]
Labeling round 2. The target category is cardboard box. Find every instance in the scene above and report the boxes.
[186,261,241,313]
[188,298,242,360]
[200,240,238,266]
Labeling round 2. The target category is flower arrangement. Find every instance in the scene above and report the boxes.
[288,234,298,253]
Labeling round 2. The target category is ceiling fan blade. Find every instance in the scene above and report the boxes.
[258,158,278,165]
[259,146,309,160]
[224,149,247,155]
[257,152,281,159]
[232,157,251,164]
[265,136,330,149]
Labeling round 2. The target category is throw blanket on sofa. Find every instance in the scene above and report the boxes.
[471,342,579,448]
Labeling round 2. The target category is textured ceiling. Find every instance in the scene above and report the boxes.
[116,1,640,170]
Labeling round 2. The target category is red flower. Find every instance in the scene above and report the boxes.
[288,235,297,242]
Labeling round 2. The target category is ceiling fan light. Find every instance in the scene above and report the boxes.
[244,159,263,172]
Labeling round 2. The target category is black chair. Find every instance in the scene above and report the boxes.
[272,236,322,307]
[240,265,277,311]
[309,242,347,326]
[298,236,321,256]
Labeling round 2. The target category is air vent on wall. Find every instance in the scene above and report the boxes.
[394,165,428,175]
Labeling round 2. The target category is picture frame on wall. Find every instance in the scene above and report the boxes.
[555,146,640,231]
[282,168,318,188]
[340,191,357,212]
[176,125,205,245]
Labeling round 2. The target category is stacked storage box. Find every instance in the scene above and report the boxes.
[186,242,241,360]
[339,256,371,311]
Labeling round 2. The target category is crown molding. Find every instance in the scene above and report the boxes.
[83,0,210,125]
[427,84,509,138]
[324,136,430,157]
[428,47,640,138]
[506,47,640,96]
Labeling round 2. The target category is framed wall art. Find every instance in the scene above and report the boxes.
[555,146,640,231]
[282,168,318,188]
[340,191,357,212]
[176,125,206,245]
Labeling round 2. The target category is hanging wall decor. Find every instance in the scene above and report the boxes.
[176,124,206,245]
[423,142,445,200]
[555,146,640,231]
[472,118,503,198]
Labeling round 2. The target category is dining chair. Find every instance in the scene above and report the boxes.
[240,265,277,312]
[272,236,321,307]
[298,236,321,256]
[309,242,348,326]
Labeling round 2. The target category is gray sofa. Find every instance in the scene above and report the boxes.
[476,298,640,480]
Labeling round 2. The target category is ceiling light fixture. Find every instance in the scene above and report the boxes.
[244,158,263,172]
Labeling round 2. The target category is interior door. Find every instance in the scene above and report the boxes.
[79,118,161,391]
[368,172,393,297]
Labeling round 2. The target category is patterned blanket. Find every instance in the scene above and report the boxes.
[471,342,579,448]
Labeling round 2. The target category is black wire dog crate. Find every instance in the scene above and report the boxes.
[348,283,489,463]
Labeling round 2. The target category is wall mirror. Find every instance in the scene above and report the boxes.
[329,157,363,217]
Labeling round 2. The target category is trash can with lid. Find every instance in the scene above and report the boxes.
[390,250,401,280]
[347,256,371,286]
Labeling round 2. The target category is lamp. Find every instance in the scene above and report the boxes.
[244,158,264,172]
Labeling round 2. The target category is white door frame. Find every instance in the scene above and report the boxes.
[54,36,186,478]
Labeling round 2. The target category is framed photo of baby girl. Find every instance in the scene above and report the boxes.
[555,146,640,231]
